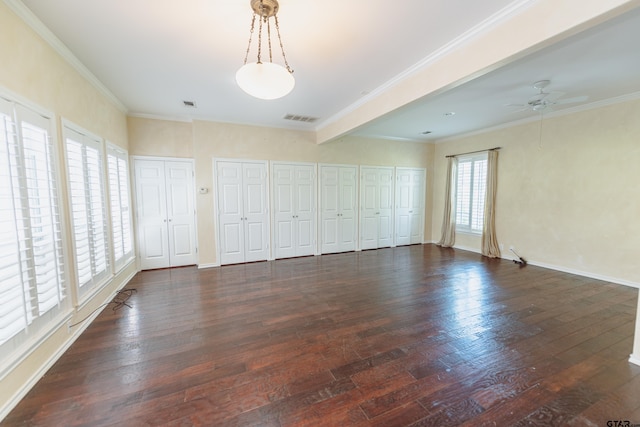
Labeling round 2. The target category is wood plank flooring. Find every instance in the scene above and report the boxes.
[3,245,639,426]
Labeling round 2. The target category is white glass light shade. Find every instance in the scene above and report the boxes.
[236,62,295,100]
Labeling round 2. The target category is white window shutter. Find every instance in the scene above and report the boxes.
[64,124,109,298]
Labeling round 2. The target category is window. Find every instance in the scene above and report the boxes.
[455,153,488,233]
[0,98,67,350]
[107,144,133,270]
[64,125,110,298]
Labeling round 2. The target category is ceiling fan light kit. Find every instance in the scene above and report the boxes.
[236,0,295,100]
[507,80,588,113]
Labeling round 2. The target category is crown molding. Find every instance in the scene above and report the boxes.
[3,0,128,113]
[318,0,536,130]
[435,90,640,143]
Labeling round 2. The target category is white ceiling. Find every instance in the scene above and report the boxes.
[16,0,640,143]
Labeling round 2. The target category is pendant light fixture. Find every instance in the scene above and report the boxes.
[236,0,295,100]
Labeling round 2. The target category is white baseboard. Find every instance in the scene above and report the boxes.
[0,269,136,422]
[525,260,639,289]
[197,263,219,269]
[629,354,640,367]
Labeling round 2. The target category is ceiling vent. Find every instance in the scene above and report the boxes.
[283,114,318,123]
[183,100,197,108]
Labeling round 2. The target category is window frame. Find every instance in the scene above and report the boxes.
[455,152,488,235]
[106,142,134,272]
[0,95,70,366]
[62,122,111,301]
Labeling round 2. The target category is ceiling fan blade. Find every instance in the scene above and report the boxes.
[542,91,565,103]
[555,95,589,105]
[504,103,528,112]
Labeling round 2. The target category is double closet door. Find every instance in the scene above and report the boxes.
[272,162,316,259]
[135,159,197,270]
[360,166,394,250]
[395,168,426,246]
[216,160,270,265]
[319,164,358,254]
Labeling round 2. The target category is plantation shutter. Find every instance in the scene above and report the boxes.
[0,99,67,349]
[64,126,109,297]
[107,144,133,270]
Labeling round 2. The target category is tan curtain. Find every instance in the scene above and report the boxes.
[437,156,457,247]
[481,150,500,258]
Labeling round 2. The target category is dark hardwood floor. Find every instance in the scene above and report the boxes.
[4,245,640,426]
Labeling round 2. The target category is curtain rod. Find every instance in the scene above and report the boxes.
[445,147,501,158]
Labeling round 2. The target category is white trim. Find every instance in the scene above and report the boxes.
[3,0,127,113]
[446,244,640,289]
[435,90,640,144]
[524,259,639,289]
[0,267,136,421]
[317,0,535,131]
[629,354,640,367]
[197,263,219,269]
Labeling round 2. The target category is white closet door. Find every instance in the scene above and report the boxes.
[409,169,425,244]
[293,165,315,257]
[360,167,379,250]
[273,164,295,259]
[135,158,197,270]
[242,162,269,262]
[320,166,340,253]
[273,163,315,259]
[217,160,269,265]
[360,166,394,250]
[377,167,395,248]
[338,166,358,252]
[395,169,413,246]
[165,161,197,266]
[395,168,425,246]
[136,160,170,270]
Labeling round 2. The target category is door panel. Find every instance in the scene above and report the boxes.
[217,162,246,265]
[165,161,196,267]
[135,160,170,270]
[320,165,357,254]
[273,163,315,259]
[217,161,270,264]
[395,168,425,246]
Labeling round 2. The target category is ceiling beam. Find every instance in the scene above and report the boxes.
[315,0,640,144]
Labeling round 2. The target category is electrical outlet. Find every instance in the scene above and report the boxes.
[499,243,504,251]
[509,245,514,251]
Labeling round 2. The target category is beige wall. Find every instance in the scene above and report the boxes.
[128,116,193,158]
[1,2,134,417]
[432,98,640,286]
[127,119,434,266]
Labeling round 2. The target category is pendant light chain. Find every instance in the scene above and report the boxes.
[266,17,273,63]
[242,14,257,65]
[274,15,293,73]
[257,11,264,64]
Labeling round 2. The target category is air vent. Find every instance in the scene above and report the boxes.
[283,114,318,123]
[183,100,197,108]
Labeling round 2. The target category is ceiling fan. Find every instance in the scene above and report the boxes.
[507,80,588,112]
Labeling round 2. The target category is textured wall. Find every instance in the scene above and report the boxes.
[432,98,640,286]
